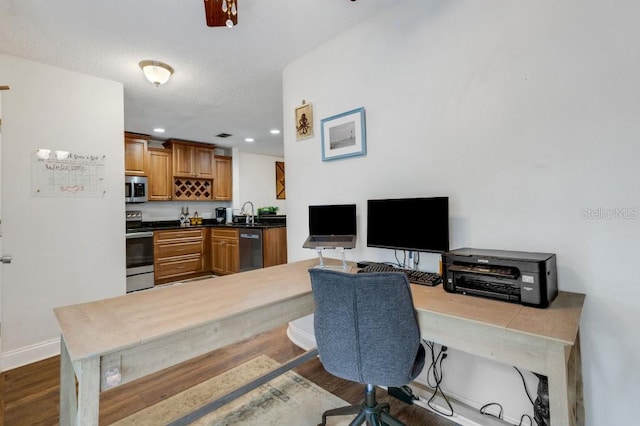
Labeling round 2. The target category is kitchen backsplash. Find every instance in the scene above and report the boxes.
[132,201,233,221]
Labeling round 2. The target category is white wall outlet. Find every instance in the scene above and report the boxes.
[104,367,122,389]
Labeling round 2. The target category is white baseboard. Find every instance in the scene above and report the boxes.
[1,337,60,372]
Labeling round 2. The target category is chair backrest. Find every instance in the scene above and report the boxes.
[308,268,424,387]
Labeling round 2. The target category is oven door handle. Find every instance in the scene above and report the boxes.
[126,231,154,239]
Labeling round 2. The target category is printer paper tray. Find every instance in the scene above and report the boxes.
[448,263,519,279]
[453,274,520,302]
[456,286,516,302]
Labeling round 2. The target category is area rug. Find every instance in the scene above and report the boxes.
[114,355,354,425]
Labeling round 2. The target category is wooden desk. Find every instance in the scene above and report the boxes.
[54,259,584,425]
[411,284,584,426]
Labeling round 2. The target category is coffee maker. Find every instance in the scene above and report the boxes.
[215,207,227,223]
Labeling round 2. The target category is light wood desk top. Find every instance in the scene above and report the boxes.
[55,259,584,426]
[55,258,583,360]
[54,259,319,362]
[410,284,584,345]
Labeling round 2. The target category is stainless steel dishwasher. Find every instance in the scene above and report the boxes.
[239,228,263,272]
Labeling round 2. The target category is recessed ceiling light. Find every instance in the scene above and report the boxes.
[270,129,280,135]
[153,128,165,133]
[245,138,255,143]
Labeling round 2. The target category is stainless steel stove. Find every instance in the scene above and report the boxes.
[126,210,154,292]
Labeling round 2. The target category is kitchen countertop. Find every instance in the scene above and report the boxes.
[127,219,286,233]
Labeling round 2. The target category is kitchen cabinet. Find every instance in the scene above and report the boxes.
[211,228,239,275]
[154,228,206,284]
[262,227,288,267]
[124,132,149,176]
[213,155,232,201]
[195,147,215,178]
[164,139,215,179]
[163,139,217,201]
[147,148,172,201]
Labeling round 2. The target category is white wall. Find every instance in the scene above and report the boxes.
[283,0,640,424]
[0,54,125,370]
[232,149,287,215]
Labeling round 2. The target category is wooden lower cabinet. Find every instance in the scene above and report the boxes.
[263,227,287,267]
[154,226,285,282]
[154,228,206,284]
[155,255,202,280]
[211,228,239,275]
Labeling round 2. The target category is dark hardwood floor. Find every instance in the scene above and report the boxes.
[1,326,456,425]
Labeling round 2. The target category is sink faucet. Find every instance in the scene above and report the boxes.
[241,201,255,224]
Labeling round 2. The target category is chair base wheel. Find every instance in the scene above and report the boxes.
[318,385,405,426]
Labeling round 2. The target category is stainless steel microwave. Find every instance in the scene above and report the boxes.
[125,176,148,203]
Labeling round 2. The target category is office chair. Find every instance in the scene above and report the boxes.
[308,268,426,426]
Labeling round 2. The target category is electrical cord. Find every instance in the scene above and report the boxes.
[480,402,503,419]
[519,414,533,426]
[479,403,533,426]
[479,368,537,426]
[513,367,535,405]
[422,340,454,417]
[394,250,407,268]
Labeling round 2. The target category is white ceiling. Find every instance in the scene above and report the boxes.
[0,0,398,156]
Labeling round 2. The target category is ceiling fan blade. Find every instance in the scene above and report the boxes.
[204,0,238,27]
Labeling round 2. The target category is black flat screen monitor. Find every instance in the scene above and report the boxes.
[309,204,357,236]
[367,197,449,253]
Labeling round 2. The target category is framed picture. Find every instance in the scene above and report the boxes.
[295,102,314,140]
[275,161,286,199]
[320,107,366,161]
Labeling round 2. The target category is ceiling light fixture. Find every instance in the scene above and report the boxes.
[245,138,255,143]
[139,60,174,86]
[153,128,165,133]
[270,129,280,135]
[221,0,237,28]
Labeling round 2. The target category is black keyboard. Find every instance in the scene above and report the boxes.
[310,236,350,242]
[357,263,442,287]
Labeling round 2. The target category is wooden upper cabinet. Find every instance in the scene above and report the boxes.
[172,143,194,177]
[147,148,172,201]
[195,147,215,179]
[124,132,149,176]
[163,139,215,179]
[214,155,232,201]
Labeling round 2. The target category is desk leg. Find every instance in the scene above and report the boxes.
[548,342,578,426]
[75,356,101,426]
[570,332,585,426]
[59,336,77,426]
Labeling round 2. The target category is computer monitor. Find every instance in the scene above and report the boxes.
[308,204,357,236]
[367,197,449,253]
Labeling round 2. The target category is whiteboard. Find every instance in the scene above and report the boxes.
[31,149,106,197]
